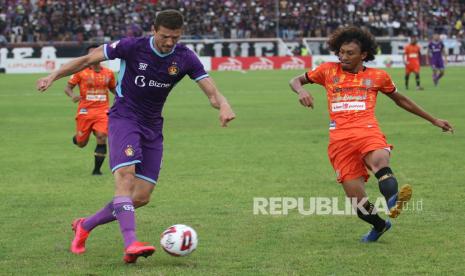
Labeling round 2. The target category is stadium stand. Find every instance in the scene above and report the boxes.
[0,0,464,43]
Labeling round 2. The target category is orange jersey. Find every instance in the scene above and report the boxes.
[68,66,116,114]
[404,44,421,64]
[306,62,396,141]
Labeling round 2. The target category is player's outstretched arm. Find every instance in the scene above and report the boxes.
[386,91,454,133]
[289,73,314,109]
[197,77,236,127]
[36,45,106,92]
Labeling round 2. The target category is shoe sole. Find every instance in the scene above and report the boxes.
[124,249,155,264]
[389,184,412,218]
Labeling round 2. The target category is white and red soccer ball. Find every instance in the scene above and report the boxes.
[160,224,198,257]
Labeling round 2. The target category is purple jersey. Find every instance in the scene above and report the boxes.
[104,36,208,183]
[103,36,209,127]
[428,41,445,68]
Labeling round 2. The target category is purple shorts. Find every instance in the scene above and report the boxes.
[431,58,445,70]
[108,116,163,185]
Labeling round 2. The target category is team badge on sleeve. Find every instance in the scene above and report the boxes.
[168,63,179,76]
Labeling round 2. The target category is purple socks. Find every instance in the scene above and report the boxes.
[113,196,137,248]
[80,196,138,248]
[82,202,116,231]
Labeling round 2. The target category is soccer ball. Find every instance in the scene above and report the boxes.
[160,224,198,256]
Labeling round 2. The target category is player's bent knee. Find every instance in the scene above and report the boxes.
[114,167,137,194]
[94,133,107,143]
[345,191,364,202]
[76,141,88,148]
[365,150,390,172]
[95,133,107,139]
[116,170,135,183]
[342,181,366,201]
[133,197,150,208]
[370,162,389,173]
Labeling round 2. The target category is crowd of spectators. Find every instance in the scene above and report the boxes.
[0,0,464,45]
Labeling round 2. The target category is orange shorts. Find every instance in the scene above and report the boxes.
[75,113,108,143]
[405,62,420,74]
[328,131,392,183]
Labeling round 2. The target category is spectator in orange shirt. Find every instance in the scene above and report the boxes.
[289,27,453,242]
[403,36,423,90]
[64,45,116,175]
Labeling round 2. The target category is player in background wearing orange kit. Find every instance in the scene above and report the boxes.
[289,27,453,242]
[403,36,423,90]
[64,45,116,175]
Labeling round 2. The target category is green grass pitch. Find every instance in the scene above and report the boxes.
[0,67,464,275]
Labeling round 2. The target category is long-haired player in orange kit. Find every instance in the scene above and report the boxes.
[403,36,423,90]
[289,27,453,242]
[64,44,116,175]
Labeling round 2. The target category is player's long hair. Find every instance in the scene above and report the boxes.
[327,26,378,61]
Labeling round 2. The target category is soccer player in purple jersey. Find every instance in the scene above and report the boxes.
[427,34,448,86]
[37,10,235,263]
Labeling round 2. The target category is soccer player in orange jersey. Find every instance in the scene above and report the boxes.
[289,27,453,242]
[64,45,116,175]
[403,36,423,90]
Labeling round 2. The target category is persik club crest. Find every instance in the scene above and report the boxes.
[168,62,179,76]
[363,78,373,87]
[125,145,135,157]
